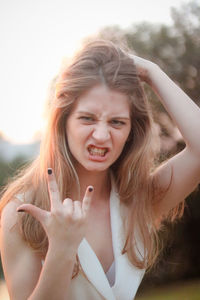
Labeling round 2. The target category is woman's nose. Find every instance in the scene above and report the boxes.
[92,124,110,142]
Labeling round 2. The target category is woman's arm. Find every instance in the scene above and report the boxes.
[0,170,93,300]
[0,200,43,300]
[133,56,200,217]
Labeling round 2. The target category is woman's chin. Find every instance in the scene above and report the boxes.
[85,165,109,173]
[76,161,110,173]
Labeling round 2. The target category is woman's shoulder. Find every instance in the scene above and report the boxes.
[1,188,32,228]
[0,189,33,238]
[14,189,33,203]
[0,198,24,240]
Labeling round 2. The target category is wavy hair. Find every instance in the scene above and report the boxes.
[0,40,183,269]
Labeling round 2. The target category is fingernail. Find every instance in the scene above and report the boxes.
[47,168,52,175]
[17,209,25,212]
[89,186,93,192]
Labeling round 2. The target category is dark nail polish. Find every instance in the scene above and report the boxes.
[89,187,93,192]
[17,209,25,212]
[48,168,52,175]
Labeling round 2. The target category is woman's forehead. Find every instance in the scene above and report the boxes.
[72,85,131,116]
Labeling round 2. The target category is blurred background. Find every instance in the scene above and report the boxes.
[0,0,200,299]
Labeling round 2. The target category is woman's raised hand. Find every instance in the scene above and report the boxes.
[131,54,157,85]
[16,168,93,251]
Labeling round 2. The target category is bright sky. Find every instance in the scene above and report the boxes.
[0,0,187,144]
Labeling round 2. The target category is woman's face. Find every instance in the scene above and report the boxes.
[66,84,131,173]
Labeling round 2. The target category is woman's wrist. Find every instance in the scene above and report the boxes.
[48,240,77,262]
[146,63,163,86]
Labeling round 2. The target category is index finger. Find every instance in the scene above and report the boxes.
[82,186,94,215]
[47,168,62,208]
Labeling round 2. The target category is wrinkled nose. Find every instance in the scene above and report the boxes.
[92,124,110,143]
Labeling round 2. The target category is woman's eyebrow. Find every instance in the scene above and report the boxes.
[76,111,130,120]
[111,116,130,120]
[76,110,96,116]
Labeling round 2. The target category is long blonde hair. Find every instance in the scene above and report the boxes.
[0,40,183,268]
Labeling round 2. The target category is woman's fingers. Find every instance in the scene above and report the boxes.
[16,204,47,224]
[73,201,82,219]
[47,168,62,209]
[63,198,74,215]
[82,186,94,216]
[131,54,154,84]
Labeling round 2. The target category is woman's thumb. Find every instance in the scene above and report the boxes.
[16,204,46,224]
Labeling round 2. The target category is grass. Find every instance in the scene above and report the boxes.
[135,279,200,300]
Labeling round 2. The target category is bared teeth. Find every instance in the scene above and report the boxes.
[88,146,107,157]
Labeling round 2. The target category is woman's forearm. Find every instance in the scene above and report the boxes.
[147,63,200,155]
[28,246,76,300]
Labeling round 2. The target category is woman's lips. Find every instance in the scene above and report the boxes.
[87,145,109,161]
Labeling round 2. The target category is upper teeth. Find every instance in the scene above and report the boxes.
[88,146,107,156]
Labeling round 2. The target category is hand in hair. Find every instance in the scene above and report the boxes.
[17,169,94,252]
[131,55,156,85]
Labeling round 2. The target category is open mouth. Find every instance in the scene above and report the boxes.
[88,145,109,157]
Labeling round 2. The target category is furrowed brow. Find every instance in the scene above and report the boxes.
[76,110,96,116]
[111,116,130,120]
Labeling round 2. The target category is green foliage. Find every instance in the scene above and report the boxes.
[127,1,200,103]
[0,156,28,188]
[135,279,200,300]
[96,1,200,112]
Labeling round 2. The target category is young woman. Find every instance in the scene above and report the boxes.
[0,40,200,300]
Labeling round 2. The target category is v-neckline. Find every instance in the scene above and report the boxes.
[84,186,115,275]
[77,184,118,299]
[77,178,146,300]
[80,183,116,276]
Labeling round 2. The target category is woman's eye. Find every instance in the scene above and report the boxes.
[79,116,94,122]
[110,120,125,126]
